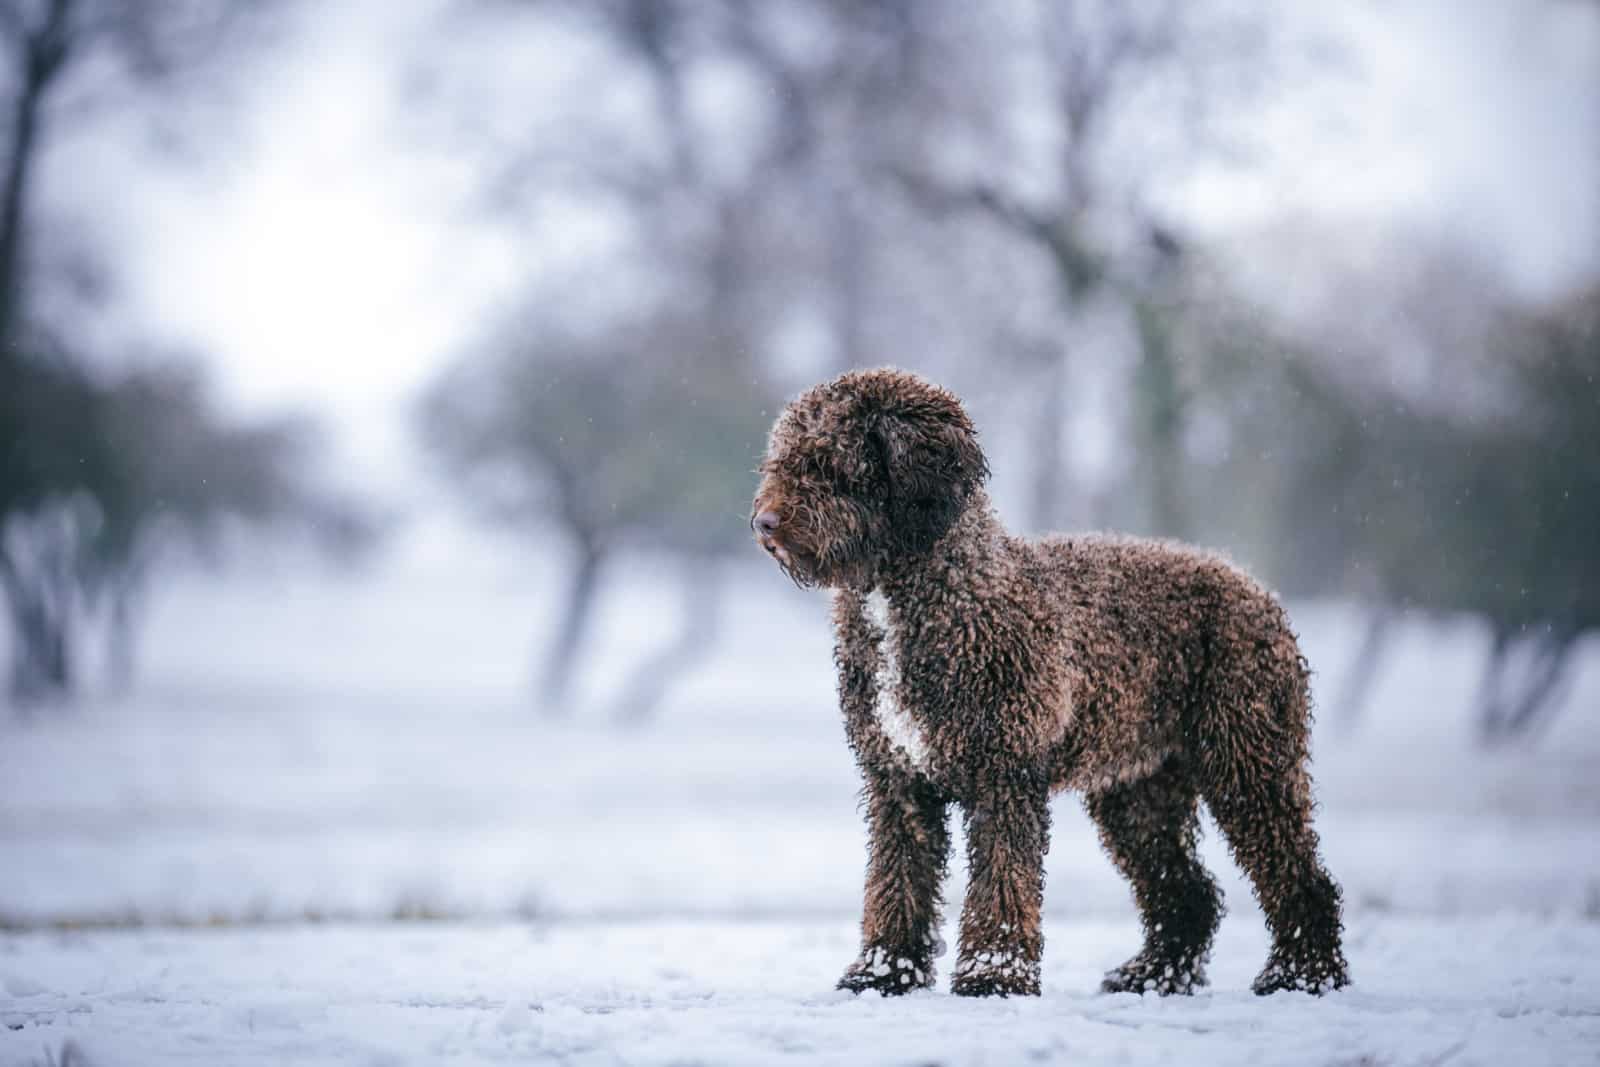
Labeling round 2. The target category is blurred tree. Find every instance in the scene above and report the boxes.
[714,0,977,376]
[1294,267,1599,745]
[893,0,1297,532]
[419,312,776,719]
[1,0,281,346]
[0,0,372,709]
[1174,237,1598,743]
[2,350,373,706]
[82,362,373,693]
[0,337,101,701]
[1466,282,1599,742]
[416,0,966,719]
[1125,227,1194,539]
[477,0,978,377]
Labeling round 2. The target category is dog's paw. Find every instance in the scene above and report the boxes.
[950,950,1040,997]
[1099,951,1209,996]
[836,946,931,996]
[1250,950,1349,996]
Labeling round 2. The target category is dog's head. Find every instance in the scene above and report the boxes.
[751,368,989,589]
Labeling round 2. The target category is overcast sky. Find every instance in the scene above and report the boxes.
[41,0,1600,501]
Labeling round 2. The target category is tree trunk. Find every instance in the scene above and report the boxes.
[1333,608,1391,737]
[1132,297,1187,539]
[2,553,73,710]
[537,542,604,715]
[0,0,72,348]
[104,572,143,697]
[1501,634,1576,740]
[1476,627,1512,741]
[1481,630,1577,745]
[610,557,721,727]
[1028,356,1068,533]
[0,71,42,347]
[828,180,868,374]
[9,597,71,704]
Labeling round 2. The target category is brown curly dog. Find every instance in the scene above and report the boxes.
[750,368,1349,998]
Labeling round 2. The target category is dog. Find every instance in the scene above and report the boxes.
[750,368,1349,998]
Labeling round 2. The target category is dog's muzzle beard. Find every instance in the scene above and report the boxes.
[754,528,820,589]
[774,551,819,589]
[758,535,873,593]
[752,502,813,588]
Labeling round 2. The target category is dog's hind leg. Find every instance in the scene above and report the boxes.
[950,770,1049,997]
[1198,677,1349,995]
[1087,759,1222,995]
[837,773,951,995]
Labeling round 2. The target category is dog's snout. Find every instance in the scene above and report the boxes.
[754,511,781,536]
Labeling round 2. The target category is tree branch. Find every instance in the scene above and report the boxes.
[889,167,1105,299]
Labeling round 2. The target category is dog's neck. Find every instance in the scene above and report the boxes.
[874,491,1014,608]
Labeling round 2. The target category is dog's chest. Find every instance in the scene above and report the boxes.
[865,590,934,774]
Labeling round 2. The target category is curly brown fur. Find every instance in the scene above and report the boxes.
[753,368,1349,998]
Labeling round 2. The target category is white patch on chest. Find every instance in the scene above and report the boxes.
[866,589,932,773]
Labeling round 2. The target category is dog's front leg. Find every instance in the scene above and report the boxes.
[837,771,950,995]
[951,769,1049,996]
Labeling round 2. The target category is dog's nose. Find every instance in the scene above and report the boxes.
[754,511,781,536]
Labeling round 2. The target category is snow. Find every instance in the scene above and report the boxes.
[3,917,1598,1066]
[3,554,1600,1063]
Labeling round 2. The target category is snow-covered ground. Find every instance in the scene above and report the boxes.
[5,916,1599,1066]
[3,548,1599,1063]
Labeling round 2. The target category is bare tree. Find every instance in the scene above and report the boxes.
[419,311,774,717]
[1,0,281,346]
[893,0,1289,531]
[1469,282,1599,743]
[0,0,355,708]
[414,0,944,718]
[1,346,372,707]
[0,343,99,701]
[1172,228,1598,742]
[84,361,373,693]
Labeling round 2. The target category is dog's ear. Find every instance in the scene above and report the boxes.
[869,394,990,553]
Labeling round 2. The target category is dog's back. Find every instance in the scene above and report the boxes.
[1027,533,1309,795]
